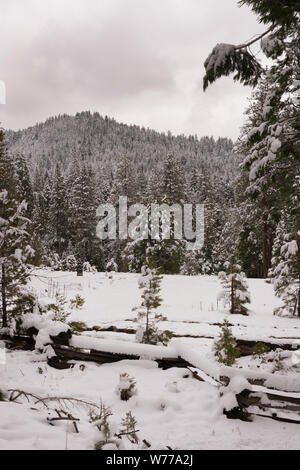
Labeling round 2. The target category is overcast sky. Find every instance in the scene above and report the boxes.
[0,0,266,139]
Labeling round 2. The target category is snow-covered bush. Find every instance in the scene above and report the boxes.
[45,251,62,270]
[61,254,77,272]
[213,319,240,366]
[251,342,270,360]
[116,373,137,401]
[218,261,250,315]
[68,320,88,334]
[106,258,118,273]
[83,261,97,273]
[69,294,85,311]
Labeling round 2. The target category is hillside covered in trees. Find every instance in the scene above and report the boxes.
[4,112,245,275]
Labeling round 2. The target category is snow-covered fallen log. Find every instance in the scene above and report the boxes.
[88,323,300,356]
[51,342,191,370]
[219,376,300,425]
[234,386,300,424]
[176,341,300,392]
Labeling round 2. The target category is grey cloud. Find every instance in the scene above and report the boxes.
[0,0,266,138]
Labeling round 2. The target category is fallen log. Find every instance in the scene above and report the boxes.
[88,326,300,357]
[51,343,192,370]
[92,325,136,335]
[231,387,300,424]
[235,338,299,356]
[0,333,35,351]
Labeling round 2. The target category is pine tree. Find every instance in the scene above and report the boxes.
[203,1,299,90]
[48,164,68,256]
[218,260,250,315]
[269,216,300,316]
[14,154,34,216]
[236,79,277,278]
[134,259,171,346]
[149,154,186,274]
[68,161,101,270]
[0,129,34,327]
[204,1,300,289]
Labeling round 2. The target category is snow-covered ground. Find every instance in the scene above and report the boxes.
[29,270,300,342]
[1,270,300,450]
[29,269,284,324]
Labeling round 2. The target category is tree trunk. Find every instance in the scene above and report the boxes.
[262,219,269,278]
[230,277,235,314]
[146,307,150,343]
[1,264,8,328]
[296,231,300,317]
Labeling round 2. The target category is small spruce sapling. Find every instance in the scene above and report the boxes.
[46,293,70,322]
[214,319,240,366]
[119,411,139,444]
[47,294,84,323]
[134,260,172,346]
[89,402,114,449]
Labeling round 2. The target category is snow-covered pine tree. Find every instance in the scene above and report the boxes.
[218,260,250,315]
[68,160,101,270]
[14,154,45,266]
[149,154,186,274]
[134,258,171,346]
[205,1,300,289]
[48,164,68,256]
[203,0,299,91]
[14,154,34,216]
[31,168,51,243]
[0,129,34,327]
[236,78,277,278]
[269,215,300,317]
[109,154,137,272]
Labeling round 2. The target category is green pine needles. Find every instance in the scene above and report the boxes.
[214,319,240,366]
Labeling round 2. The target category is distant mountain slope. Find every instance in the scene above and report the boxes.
[6,111,239,180]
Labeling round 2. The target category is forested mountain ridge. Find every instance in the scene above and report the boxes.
[6,111,238,179]
[3,111,243,275]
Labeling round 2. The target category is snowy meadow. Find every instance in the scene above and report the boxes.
[1,0,299,455]
[1,270,300,450]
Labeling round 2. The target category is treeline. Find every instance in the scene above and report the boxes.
[4,105,290,280]
[4,112,250,275]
